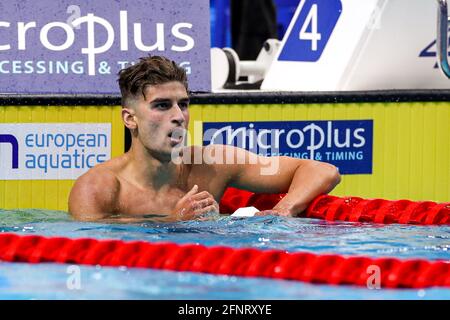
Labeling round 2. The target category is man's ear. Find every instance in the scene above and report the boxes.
[122,108,137,130]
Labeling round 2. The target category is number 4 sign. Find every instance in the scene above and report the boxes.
[278,0,342,62]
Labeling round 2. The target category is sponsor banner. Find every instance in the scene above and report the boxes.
[0,0,210,93]
[0,123,111,180]
[203,120,373,174]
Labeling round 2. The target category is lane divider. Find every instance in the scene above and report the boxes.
[0,233,449,289]
[220,188,450,225]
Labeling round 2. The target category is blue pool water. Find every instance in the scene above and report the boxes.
[0,209,450,299]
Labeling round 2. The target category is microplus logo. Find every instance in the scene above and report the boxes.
[0,124,111,180]
[203,120,373,174]
[0,0,211,93]
[0,11,194,76]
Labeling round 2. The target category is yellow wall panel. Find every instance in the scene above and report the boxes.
[1,101,448,212]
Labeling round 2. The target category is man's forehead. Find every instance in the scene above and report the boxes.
[142,81,188,101]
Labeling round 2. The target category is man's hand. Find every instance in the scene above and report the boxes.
[255,208,293,217]
[172,185,220,221]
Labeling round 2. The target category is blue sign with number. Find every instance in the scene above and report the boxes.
[278,0,342,62]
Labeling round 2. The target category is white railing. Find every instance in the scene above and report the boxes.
[437,0,450,78]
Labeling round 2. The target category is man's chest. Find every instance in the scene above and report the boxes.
[114,164,230,216]
[117,186,185,215]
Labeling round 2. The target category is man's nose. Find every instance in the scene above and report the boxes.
[170,104,186,125]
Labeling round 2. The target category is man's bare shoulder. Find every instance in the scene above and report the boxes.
[74,166,120,191]
[68,163,121,220]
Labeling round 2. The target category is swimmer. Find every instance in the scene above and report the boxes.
[68,55,341,222]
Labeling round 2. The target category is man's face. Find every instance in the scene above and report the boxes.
[132,81,189,160]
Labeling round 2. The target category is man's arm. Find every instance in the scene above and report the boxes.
[221,146,341,216]
[68,169,120,221]
[69,170,219,223]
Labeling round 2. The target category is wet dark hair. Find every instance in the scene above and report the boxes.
[117,55,188,107]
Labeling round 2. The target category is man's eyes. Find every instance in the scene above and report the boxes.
[153,102,189,110]
[178,102,189,109]
[154,103,170,109]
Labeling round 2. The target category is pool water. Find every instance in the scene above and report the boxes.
[0,209,450,299]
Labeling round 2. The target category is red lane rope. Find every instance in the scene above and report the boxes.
[219,188,450,225]
[0,233,449,289]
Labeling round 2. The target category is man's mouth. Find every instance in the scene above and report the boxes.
[169,135,183,144]
[168,128,185,145]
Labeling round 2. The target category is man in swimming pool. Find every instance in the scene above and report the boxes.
[68,56,341,222]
